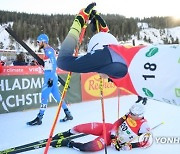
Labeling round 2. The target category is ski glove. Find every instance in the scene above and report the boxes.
[47,79,53,87]
[90,12,109,33]
[111,135,122,151]
[120,142,132,150]
[76,2,96,28]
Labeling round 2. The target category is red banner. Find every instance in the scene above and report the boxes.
[0,66,68,76]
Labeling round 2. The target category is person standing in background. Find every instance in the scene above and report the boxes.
[27,34,73,126]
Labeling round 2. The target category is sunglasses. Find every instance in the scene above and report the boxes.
[129,111,140,117]
[129,112,136,116]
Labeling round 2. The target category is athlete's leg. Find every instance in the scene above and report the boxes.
[72,122,112,136]
[51,78,73,122]
[67,123,113,152]
[26,81,51,125]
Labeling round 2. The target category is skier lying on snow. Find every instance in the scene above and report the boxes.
[51,103,151,152]
[57,2,180,105]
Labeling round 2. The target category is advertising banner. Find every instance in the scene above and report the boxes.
[81,73,119,101]
[0,66,81,114]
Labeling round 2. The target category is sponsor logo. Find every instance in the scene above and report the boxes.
[97,140,103,149]
[146,47,158,57]
[175,88,180,97]
[142,88,154,97]
[138,133,153,148]
[84,74,117,97]
[127,117,137,127]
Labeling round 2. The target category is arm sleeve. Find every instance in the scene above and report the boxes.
[110,114,127,136]
[139,122,150,134]
[132,122,151,148]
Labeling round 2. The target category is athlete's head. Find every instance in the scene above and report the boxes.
[87,32,119,53]
[37,34,49,49]
[129,103,145,119]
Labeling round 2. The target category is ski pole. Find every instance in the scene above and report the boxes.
[95,19,108,154]
[117,88,120,119]
[44,25,87,154]
[4,26,67,87]
[151,121,164,130]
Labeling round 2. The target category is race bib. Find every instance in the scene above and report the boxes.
[44,59,53,70]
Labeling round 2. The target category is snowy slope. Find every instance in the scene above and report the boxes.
[0,95,180,154]
[1,23,180,52]
[139,26,180,44]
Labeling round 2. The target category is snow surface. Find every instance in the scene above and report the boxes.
[0,95,180,154]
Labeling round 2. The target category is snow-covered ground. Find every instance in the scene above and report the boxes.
[0,95,180,154]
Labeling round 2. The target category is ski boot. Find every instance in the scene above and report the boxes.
[51,137,74,148]
[135,96,143,103]
[26,113,43,126]
[135,96,147,105]
[60,109,73,122]
[53,129,72,140]
[51,129,74,148]
[142,97,147,105]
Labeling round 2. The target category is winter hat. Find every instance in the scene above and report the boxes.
[129,103,145,117]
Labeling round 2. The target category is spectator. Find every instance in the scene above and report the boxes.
[13,52,28,66]
[0,56,7,66]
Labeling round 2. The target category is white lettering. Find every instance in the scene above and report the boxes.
[5,79,11,91]
[155,137,180,144]
[4,93,41,108]
[155,137,161,143]
[6,95,15,107]
[173,137,180,143]
[32,93,40,104]
[22,78,30,89]
[16,95,25,106]
[0,80,5,91]
[26,94,33,105]
[0,77,43,91]
[6,68,23,73]
[31,78,43,89]
[12,79,21,90]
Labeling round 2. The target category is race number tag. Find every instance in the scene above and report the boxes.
[44,59,53,70]
[129,45,180,105]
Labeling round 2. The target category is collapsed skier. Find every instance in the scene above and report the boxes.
[57,2,180,104]
[51,103,151,152]
[27,34,73,126]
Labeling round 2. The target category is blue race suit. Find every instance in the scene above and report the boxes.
[39,46,68,116]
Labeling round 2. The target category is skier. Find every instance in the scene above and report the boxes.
[51,103,151,152]
[57,2,127,81]
[57,2,180,104]
[27,34,73,126]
